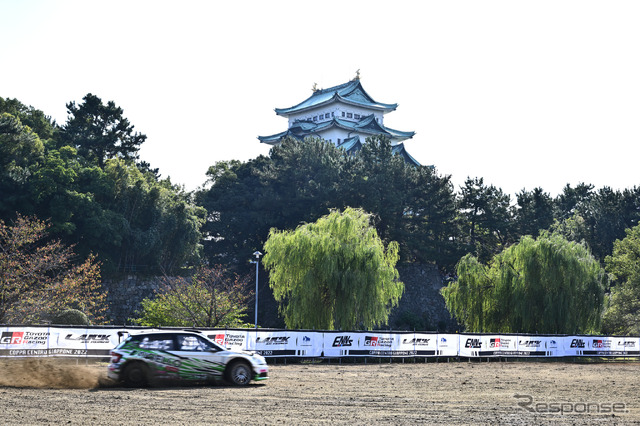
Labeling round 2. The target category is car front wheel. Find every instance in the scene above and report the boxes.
[226,361,252,386]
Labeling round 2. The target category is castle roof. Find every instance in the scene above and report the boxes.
[274,80,398,116]
[258,114,415,145]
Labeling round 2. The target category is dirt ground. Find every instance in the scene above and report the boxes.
[0,358,638,425]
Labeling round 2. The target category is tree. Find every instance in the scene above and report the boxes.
[441,232,606,333]
[457,177,512,262]
[0,97,56,141]
[0,113,45,219]
[0,215,106,324]
[512,187,554,238]
[263,207,404,330]
[61,93,146,168]
[602,224,640,335]
[196,136,458,269]
[134,266,253,327]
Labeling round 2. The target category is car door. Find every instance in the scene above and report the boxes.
[168,334,226,381]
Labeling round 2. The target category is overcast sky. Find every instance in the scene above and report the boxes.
[2,1,639,197]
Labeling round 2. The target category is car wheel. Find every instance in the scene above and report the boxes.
[226,361,252,386]
[123,362,149,387]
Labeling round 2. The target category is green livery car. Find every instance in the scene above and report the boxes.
[107,330,268,386]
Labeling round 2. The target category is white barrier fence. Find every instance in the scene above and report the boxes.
[1,326,639,359]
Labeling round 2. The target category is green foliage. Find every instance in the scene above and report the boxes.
[197,136,458,268]
[51,309,90,326]
[441,232,606,334]
[263,207,404,330]
[456,177,512,262]
[512,187,554,237]
[1,95,205,277]
[61,93,146,167]
[0,97,56,140]
[602,224,640,335]
[134,266,253,328]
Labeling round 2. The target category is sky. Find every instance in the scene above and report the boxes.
[2,1,639,198]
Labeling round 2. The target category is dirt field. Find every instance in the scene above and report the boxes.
[0,358,638,425]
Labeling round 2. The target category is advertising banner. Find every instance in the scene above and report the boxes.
[435,334,459,357]
[0,326,52,357]
[580,336,640,357]
[1,326,639,359]
[323,331,358,357]
[0,326,124,357]
[458,334,483,357]
[202,329,249,352]
[49,327,122,357]
[396,332,438,357]
[246,330,319,357]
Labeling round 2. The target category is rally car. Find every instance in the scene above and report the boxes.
[107,330,268,386]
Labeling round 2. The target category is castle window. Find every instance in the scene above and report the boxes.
[325,113,330,119]
[331,112,334,117]
[338,138,341,143]
[347,113,353,118]
[341,112,345,117]
[354,114,360,119]
[313,116,318,121]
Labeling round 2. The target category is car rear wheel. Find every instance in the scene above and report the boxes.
[123,362,149,387]
[226,361,252,386]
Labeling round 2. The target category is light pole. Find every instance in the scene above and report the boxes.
[250,251,262,328]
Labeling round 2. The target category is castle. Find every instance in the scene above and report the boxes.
[258,73,419,165]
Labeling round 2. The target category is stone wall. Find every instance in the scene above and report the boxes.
[101,264,458,331]
[388,264,457,331]
[102,276,163,325]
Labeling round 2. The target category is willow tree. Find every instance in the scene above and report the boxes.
[263,208,403,330]
[602,224,640,335]
[441,232,606,334]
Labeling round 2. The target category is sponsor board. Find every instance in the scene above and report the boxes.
[204,331,247,350]
[1,327,640,359]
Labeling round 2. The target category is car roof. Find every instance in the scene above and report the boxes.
[128,330,203,338]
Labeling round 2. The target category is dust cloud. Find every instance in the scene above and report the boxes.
[0,358,107,389]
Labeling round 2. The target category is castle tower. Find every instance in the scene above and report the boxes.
[258,76,419,165]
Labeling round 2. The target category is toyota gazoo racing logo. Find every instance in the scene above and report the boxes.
[465,338,481,349]
[490,338,502,348]
[364,336,393,347]
[592,339,612,349]
[570,339,586,348]
[65,333,111,344]
[209,333,246,347]
[332,335,353,347]
[402,338,431,346]
[210,334,226,345]
[518,340,542,348]
[1,331,49,345]
[256,336,290,345]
